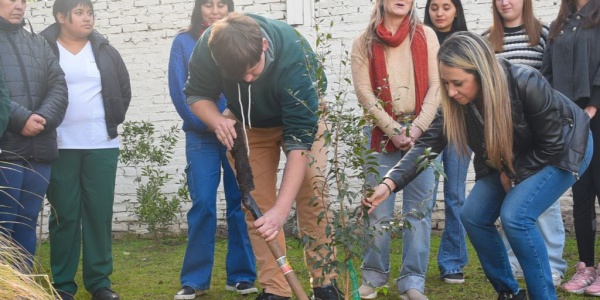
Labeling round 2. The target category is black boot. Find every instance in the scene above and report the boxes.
[91,287,119,300]
[497,289,527,300]
[255,290,291,300]
[311,280,344,300]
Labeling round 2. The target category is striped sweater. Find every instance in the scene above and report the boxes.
[482,25,549,70]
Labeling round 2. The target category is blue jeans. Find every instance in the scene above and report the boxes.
[503,199,567,277]
[180,131,256,290]
[435,144,469,277]
[0,160,51,268]
[460,135,593,300]
[361,127,436,294]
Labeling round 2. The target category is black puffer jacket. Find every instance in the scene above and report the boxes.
[385,59,590,191]
[0,18,68,162]
[41,23,131,139]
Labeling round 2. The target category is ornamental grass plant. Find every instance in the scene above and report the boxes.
[0,232,56,299]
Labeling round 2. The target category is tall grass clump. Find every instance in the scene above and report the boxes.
[0,232,56,299]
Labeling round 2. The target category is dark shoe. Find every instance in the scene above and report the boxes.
[442,272,465,284]
[255,290,291,300]
[55,290,74,300]
[174,286,205,300]
[91,287,120,300]
[312,282,344,300]
[497,289,527,300]
[226,281,259,294]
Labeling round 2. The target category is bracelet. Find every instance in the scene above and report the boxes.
[381,181,393,195]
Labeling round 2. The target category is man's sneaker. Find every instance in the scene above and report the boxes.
[399,289,428,300]
[442,273,465,284]
[585,264,600,296]
[312,282,344,300]
[561,262,596,294]
[255,291,291,300]
[174,286,205,300]
[551,269,563,287]
[497,289,527,300]
[226,282,258,295]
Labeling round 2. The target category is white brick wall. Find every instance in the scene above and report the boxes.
[27,0,579,237]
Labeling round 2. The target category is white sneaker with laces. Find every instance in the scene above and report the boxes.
[551,270,563,287]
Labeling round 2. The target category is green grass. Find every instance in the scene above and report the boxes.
[35,233,594,299]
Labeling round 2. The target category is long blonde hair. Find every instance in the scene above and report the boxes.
[438,32,514,173]
[359,0,422,58]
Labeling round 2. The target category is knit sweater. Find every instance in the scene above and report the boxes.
[350,26,441,136]
[168,31,227,133]
[482,25,549,70]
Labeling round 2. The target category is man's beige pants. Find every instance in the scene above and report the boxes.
[228,122,336,297]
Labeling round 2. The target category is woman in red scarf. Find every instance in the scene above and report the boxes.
[351,0,441,299]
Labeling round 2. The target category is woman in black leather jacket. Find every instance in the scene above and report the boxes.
[363,32,593,300]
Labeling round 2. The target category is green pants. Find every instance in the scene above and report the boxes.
[47,148,119,294]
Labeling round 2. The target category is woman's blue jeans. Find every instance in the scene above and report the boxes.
[434,144,470,277]
[361,127,436,294]
[179,131,256,290]
[460,134,593,300]
[0,160,51,269]
[502,198,567,277]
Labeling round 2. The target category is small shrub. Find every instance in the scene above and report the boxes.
[296,20,446,300]
[119,121,188,242]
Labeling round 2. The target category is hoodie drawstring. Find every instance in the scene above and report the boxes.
[237,83,251,157]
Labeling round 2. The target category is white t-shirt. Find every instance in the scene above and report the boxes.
[57,41,119,149]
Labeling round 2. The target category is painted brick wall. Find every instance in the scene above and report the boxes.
[27,0,576,237]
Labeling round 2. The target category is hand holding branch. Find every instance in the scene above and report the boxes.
[362,179,396,214]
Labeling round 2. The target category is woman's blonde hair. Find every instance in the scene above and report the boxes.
[438,32,514,173]
[358,0,422,58]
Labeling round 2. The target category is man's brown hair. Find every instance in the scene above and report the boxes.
[209,13,264,81]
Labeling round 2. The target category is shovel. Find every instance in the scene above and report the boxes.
[230,122,309,300]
